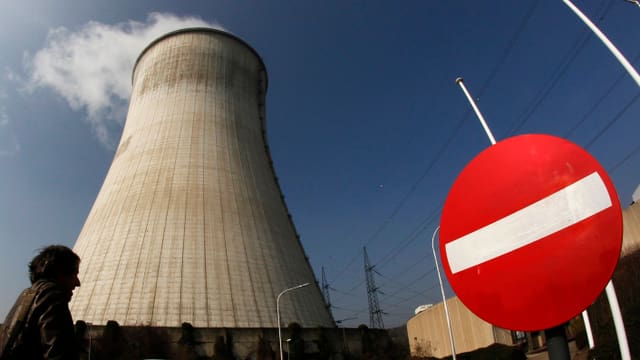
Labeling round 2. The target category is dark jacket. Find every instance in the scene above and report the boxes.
[2,280,79,360]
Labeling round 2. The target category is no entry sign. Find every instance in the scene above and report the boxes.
[440,134,622,331]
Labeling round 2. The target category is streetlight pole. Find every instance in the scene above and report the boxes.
[431,226,457,360]
[562,3,636,358]
[87,322,92,360]
[277,283,310,360]
[336,317,357,354]
[625,0,640,8]
[562,0,640,87]
[455,78,496,146]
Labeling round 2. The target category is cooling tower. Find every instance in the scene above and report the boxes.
[70,28,335,328]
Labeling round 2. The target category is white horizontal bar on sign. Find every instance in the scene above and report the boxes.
[445,172,612,274]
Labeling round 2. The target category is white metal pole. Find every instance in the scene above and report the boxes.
[562,0,640,87]
[336,317,357,354]
[605,280,631,360]
[563,3,636,358]
[88,322,92,360]
[455,77,497,145]
[581,310,595,350]
[277,283,311,360]
[432,226,457,360]
[277,295,283,360]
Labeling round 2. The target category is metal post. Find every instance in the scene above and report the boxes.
[582,310,595,349]
[562,3,635,358]
[277,283,310,360]
[431,227,457,359]
[545,325,571,360]
[562,0,640,87]
[455,77,497,145]
[336,317,356,354]
[625,0,640,8]
[605,280,631,360]
[342,327,347,354]
[87,322,92,360]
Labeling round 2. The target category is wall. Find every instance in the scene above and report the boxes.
[621,202,640,256]
[80,324,400,359]
[406,297,513,358]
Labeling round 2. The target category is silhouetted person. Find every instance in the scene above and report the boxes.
[0,245,81,359]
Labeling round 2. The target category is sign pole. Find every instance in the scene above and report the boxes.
[455,79,573,359]
[455,78,497,145]
[431,227,457,360]
[624,0,640,8]
[545,326,571,360]
[582,310,595,349]
[562,0,640,87]
[605,281,631,360]
[563,2,634,358]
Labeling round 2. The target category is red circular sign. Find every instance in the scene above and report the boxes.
[440,134,622,331]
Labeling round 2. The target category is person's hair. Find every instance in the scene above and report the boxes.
[28,245,80,284]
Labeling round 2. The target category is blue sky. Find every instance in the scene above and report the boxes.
[0,1,639,328]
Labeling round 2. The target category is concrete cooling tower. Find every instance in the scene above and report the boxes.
[70,28,335,328]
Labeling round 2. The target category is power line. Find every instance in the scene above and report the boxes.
[332,278,366,303]
[364,246,385,329]
[377,282,426,298]
[476,0,541,99]
[331,304,363,314]
[624,0,640,8]
[379,267,437,301]
[376,205,440,270]
[608,142,640,175]
[563,52,640,139]
[329,215,437,303]
[382,282,441,310]
[509,32,592,134]
[328,1,545,285]
[380,254,430,284]
[328,0,626,324]
[327,112,461,284]
[509,0,614,135]
[334,258,435,305]
[330,285,365,300]
[321,266,332,312]
[584,92,640,149]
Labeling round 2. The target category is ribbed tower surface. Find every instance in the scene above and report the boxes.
[70,28,335,328]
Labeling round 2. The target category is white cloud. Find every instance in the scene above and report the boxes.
[0,139,21,157]
[24,13,224,148]
[0,105,7,126]
[0,103,20,157]
[0,81,19,156]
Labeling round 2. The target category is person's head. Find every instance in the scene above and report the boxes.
[29,245,81,293]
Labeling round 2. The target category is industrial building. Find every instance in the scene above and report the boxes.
[69,28,334,329]
[407,297,515,358]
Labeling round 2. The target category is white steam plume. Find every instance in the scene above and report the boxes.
[25,13,224,148]
[0,85,19,156]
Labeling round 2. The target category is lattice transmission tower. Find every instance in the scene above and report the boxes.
[363,247,385,329]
